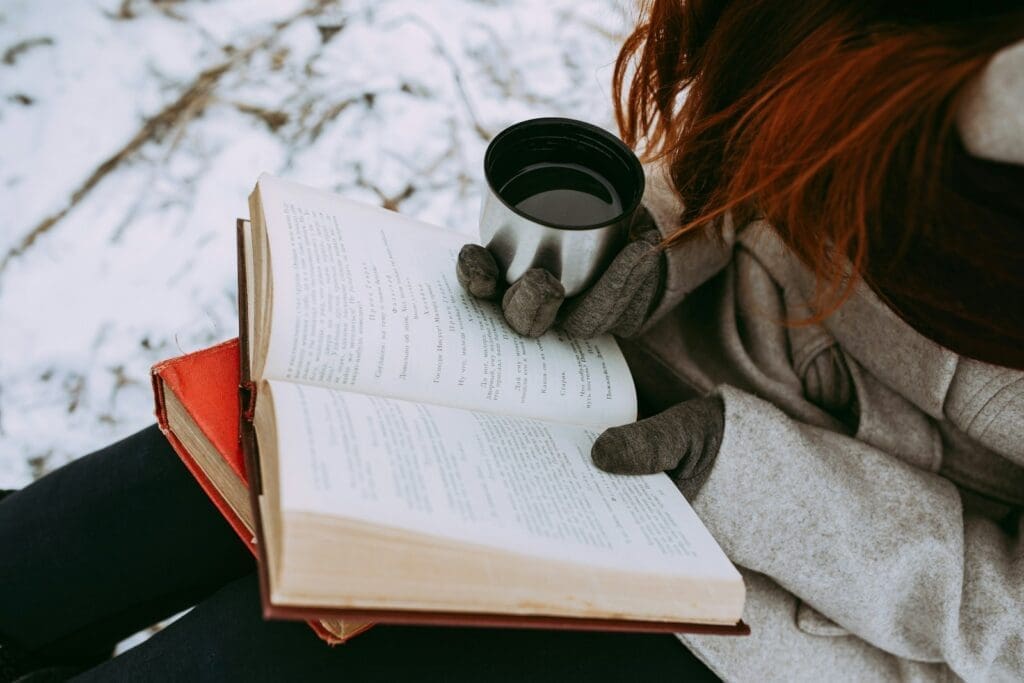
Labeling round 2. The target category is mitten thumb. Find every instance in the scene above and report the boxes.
[591,397,724,485]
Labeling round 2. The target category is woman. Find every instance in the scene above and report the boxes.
[2,1,1022,681]
[461,1,1024,679]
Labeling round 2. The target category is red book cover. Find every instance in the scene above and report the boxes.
[151,338,363,644]
[151,339,250,541]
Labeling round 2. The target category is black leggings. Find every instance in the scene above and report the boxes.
[0,425,718,681]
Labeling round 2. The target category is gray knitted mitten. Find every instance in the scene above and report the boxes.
[456,209,665,339]
[591,396,725,499]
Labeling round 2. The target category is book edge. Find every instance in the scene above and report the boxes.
[262,601,750,636]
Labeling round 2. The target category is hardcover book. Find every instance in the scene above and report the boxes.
[153,173,748,642]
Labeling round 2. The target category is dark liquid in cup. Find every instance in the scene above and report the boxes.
[498,162,623,227]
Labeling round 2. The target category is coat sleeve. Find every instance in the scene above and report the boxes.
[692,384,1024,681]
[639,162,736,326]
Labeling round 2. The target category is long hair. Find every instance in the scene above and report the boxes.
[613,0,1024,316]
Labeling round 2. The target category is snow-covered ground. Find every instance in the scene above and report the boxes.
[0,0,632,487]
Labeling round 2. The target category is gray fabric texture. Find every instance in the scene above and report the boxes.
[625,151,1024,681]
[500,268,565,338]
[559,227,664,338]
[591,395,724,497]
[456,244,501,300]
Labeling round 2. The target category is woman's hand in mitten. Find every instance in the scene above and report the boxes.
[455,209,665,338]
[591,396,725,498]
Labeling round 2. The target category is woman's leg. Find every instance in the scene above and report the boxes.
[75,573,719,682]
[0,425,253,667]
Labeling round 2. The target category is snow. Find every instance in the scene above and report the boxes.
[0,0,632,486]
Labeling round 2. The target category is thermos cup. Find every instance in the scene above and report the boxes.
[479,117,646,297]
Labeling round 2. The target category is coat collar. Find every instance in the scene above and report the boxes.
[737,224,959,420]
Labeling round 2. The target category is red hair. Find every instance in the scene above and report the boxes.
[613,0,1024,316]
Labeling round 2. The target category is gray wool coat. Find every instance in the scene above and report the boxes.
[626,40,1024,683]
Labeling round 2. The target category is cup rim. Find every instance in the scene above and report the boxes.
[483,117,646,231]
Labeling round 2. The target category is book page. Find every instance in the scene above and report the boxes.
[240,219,256,375]
[254,174,636,429]
[266,379,738,580]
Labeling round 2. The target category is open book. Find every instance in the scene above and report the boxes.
[234,174,745,634]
